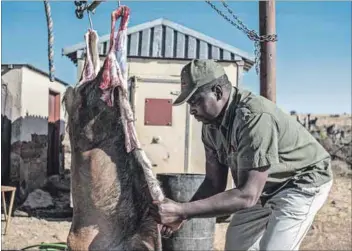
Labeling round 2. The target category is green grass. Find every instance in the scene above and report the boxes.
[21,242,68,251]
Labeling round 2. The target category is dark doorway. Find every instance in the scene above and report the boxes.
[1,83,11,185]
[1,114,12,185]
[47,90,61,176]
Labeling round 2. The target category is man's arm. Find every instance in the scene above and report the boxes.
[182,168,268,219]
[179,112,279,220]
[158,135,228,236]
[190,132,228,202]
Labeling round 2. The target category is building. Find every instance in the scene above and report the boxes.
[1,64,69,198]
[62,18,254,183]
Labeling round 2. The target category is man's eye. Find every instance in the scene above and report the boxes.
[189,100,197,106]
[194,98,201,105]
[189,96,201,106]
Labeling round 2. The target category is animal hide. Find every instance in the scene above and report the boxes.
[70,5,165,251]
[78,6,164,204]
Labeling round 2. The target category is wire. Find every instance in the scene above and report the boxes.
[87,10,93,30]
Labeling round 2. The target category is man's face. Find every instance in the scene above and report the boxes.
[187,86,223,124]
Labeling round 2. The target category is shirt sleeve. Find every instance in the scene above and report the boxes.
[235,110,280,170]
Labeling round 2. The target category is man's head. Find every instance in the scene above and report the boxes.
[173,59,232,124]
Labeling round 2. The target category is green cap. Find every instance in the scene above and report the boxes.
[173,59,226,106]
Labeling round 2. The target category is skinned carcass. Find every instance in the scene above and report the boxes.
[63,6,164,251]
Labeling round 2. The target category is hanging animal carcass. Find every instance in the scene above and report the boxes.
[63,6,165,251]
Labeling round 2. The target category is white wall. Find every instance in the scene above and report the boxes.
[20,67,67,142]
[1,67,23,143]
[1,68,22,120]
[2,65,69,191]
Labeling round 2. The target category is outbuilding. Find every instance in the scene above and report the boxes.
[62,18,254,179]
[1,64,68,197]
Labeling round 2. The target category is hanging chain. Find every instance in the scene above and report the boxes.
[205,0,278,74]
[74,1,87,19]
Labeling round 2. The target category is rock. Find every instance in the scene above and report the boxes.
[44,175,71,196]
[54,192,71,210]
[22,189,54,209]
[13,209,29,217]
[331,160,352,177]
[48,175,60,184]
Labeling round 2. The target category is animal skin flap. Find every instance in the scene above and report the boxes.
[79,6,165,203]
[100,7,139,153]
[78,29,100,86]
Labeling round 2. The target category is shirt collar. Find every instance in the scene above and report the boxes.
[220,87,237,130]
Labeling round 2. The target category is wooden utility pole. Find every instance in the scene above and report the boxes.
[259,0,277,103]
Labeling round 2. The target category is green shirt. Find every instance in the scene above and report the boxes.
[202,87,333,197]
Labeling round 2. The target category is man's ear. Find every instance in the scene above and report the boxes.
[213,84,223,101]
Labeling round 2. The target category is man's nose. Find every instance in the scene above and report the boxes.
[190,107,197,115]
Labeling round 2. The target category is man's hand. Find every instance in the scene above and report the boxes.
[152,198,187,231]
[160,225,173,238]
[159,220,186,238]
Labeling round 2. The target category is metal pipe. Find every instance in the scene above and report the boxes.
[87,1,102,13]
[184,104,192,173]
[130,76,137,121]
[259,0,277,103]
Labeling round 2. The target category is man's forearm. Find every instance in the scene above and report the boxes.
[183,188,252,219]
[190,178,220,202]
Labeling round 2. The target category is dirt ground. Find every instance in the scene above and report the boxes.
[2,168,351,250]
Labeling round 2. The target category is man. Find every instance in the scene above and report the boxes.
[153,59,333,250]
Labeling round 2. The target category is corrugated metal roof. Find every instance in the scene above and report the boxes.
[62,18,255,71]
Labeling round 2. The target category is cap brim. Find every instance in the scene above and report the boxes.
[173,87,198,106]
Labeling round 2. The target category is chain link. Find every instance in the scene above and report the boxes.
[205,0,278,74]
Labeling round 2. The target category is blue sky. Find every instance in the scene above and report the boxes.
[2,1,351,114]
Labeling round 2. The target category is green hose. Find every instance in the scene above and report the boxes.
[21,242,67,251]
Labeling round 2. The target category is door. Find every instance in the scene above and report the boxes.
[1,83,11,185]
[47,90,61,176]
[131,76,186,174]
[1,115,11,185]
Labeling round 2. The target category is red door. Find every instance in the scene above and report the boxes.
[47,90,61,176]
